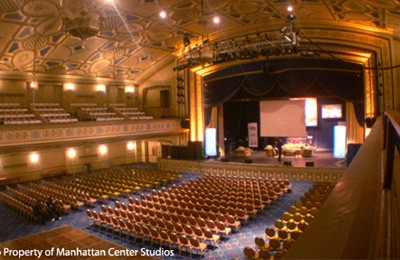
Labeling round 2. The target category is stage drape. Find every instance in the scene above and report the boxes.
[346,101,364,145]
[204,76,245,107]
[204,70,363,108]
[204,69,364,137]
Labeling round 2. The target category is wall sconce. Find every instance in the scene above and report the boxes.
[125,86,135,93]
[30,153,39,163]
[28,81,38,89]
[67,148,77,158]
[99,144,108,155]
[127,141,136,151]
[64,82,75,91]
[96,84,106,92]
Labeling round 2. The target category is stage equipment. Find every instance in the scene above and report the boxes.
[174,13,300,71]
[284,161,292,166]
[305,161,314,167]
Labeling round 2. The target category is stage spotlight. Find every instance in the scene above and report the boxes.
[305,161,314,167]
[284,161,292,166]
[183,32,191,47]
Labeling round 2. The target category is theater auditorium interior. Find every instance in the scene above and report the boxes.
[0,0,399,259]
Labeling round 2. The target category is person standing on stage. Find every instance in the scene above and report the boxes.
[274,138,283,162]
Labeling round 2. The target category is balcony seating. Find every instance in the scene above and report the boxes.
[0,104,41,125]
[32,103,78,123]
[112,106,153,120]
[73,104,125,121]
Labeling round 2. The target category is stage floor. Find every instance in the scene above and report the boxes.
[220,150,347,168]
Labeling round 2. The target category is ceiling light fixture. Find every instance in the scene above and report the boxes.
[159,10,167,19]
[63,0,102,43]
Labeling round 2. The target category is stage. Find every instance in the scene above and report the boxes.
[221,150,347,168]
[158,150,346,183]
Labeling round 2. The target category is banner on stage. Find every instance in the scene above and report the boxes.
[248,122,258,148]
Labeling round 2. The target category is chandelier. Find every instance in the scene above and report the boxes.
[175,14,301,71]
[64,11,101,42]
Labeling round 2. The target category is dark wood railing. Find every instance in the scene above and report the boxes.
[371,111,400,259]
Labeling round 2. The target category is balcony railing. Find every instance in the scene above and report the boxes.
[0,118,185,148]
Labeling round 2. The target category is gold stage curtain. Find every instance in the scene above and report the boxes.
[346,102,364,145]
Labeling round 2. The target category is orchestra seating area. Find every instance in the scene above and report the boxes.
[0,166,181,224]
[243,182,335,259]
[85,175,291,258]
[0,103,41,125]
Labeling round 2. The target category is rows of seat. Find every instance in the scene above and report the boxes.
[135,194,249,227]
[32,103,77,123]
[87,208,208,257]
[5,184,71,222]
[0,102,156,124]
[0,166,177,223]
[119,197,237,236]
[76,105,124,121]
[88,175,290,257]
[15,183,76,214]
[52,166,181,203]
[243,181,335,259]
[0,191,37,222]
[101,199,232,240]
[112,105,153,120]
[0,104,40,125]
[41,180,97,207]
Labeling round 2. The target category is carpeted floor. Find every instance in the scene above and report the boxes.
[0,167,314,260]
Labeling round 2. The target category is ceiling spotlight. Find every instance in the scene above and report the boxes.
[159,10,167,19]
[287,5,294,12]
[213,16,220,24]
[183,32,191,47]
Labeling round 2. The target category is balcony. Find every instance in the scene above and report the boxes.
[0,118,184,148]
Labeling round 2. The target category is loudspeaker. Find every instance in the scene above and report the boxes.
[244,158,253,163]
[181,119,190,129]
[305,161,314,167]
[161,145,171,159]
[283,161,292,166]
[189,141,202,160]
[347,143,362,165]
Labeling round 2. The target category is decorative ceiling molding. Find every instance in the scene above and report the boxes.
[0,0,398,82]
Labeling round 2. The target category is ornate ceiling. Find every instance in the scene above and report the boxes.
[0,0,399,84]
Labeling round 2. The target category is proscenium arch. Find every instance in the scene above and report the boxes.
[185,25,395,143]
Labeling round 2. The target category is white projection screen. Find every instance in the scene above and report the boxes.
[260,100,307,137]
